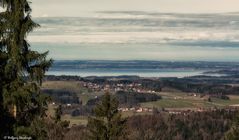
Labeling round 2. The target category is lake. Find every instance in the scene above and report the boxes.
[46,60,228,77]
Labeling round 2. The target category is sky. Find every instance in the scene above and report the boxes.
[31,0,239,17]
[27,0,239,62]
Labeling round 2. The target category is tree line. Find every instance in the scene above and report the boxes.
[1,1,239,140]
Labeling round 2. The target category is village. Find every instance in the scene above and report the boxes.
[82,81,158,94]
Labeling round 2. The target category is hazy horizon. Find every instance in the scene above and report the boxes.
[31,0,239,17]
[22,0,239,62]
[30,11,239,62]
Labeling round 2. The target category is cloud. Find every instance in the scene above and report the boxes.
[40,14,49,18]
[31,0,239,17]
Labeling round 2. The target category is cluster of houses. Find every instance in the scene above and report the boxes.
[167,108,206,115]
[82,81,157,94]
[118,107,216,114]
[118,107,153,113]
[118,107,224,115]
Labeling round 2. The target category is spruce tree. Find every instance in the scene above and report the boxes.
[0,31,14,137]
[87,93,126,140]
[225,115,239,140]
[0,0,52,137]
[54,105,63,123]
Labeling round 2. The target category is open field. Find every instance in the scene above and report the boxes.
[42,81,104,105]
[62,115,88,126]
[42,81,239,109]
[141,92,239,109]
[60,111,153,126]
[44,80,239,126]
[47,104,88,126]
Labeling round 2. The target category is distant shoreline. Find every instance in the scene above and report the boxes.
[46,60,237,78]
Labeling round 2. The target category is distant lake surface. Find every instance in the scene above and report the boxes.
[47,60,230,77]
[47,69,205,78]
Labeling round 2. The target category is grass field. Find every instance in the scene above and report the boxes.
[62,115,88,126]
[44,81,239,126]
[42,81,104,105]
[141,92,239,109]
[61,111,153,126]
